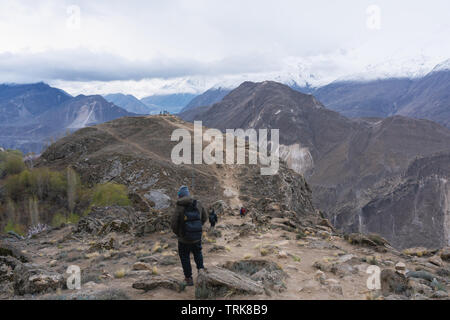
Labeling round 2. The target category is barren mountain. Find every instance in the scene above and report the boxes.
[104,93,158,115]
[179,81,450,249]
[313,63,450,128]
[0,94,135,153]
[38,115,315,222]
[0,82,71,125]
[141,93,198,114]
[181,87,231,112]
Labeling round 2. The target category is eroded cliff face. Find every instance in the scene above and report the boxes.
[328,153,450,249]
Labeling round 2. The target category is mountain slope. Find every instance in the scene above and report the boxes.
[180,81,450,248]
[0,94,136,153]
[181,87,231,112]
[38,115,316,221]
[314,78,413,118]
[104,93,158,114]
[141,93,198,114]
[396,69,450,128]
[0,82,72,125]
[312,60,450,128]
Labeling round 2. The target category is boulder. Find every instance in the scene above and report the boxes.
[13,263,64,295]
[440,247,450,262]
[128,192,154,211]
[403,247,439,257]
[0,241,31,263]
[98,219,130,236]
[380,269,413,297]
[132,276,184,292]
[132,262,152,271]
[195,267,264,299]
[344,233,390,250]
[222,259,287,292]
[88,235,119,252]
[143,190,171,210]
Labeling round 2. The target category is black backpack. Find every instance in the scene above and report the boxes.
[183,200,202,241]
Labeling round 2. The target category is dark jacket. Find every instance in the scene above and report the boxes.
[171,196,207,243]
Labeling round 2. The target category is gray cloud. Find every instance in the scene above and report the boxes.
[0,49,283,82]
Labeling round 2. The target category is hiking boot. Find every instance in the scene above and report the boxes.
[184,277,194,286]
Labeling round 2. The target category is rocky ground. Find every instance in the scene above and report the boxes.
[1,204,449,300]
[1,115,449,300]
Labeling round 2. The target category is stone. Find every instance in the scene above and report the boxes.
[344,233,389,249]
[431,291,448,299]
[395,262,407,274]
[402,247,438,257]
[13,263,64,295]
[380,269,413,297]
[406,270,436,282]
[0,241,31,263]
[132,276,184,292]
[98,219,130,236]
[195,267,264,299]
[88,235,118,252]
[143,190,171,210]
[428,255,443,267]
[222,259,288,292]
[132,262,152,271]
[440,247,450,262]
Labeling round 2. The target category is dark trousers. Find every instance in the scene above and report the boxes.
[178,241,204,278]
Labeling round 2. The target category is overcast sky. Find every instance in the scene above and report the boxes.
[1,0,449,97]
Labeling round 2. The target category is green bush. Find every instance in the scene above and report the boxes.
[51,212,81,227]
[0,152,25,177]
[92,182,130,207]
[3,219,25,236]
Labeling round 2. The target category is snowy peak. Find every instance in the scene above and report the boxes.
[431,58,450,73]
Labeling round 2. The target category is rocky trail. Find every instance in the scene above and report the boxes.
[1,205,449,300]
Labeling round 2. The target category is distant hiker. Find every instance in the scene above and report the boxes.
[209,208,218,228]
[240,207,247,218]
[171,186,207,286]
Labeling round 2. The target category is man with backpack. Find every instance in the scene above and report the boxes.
[171,186,208,286]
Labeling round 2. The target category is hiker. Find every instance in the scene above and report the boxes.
[171,186,207,286]
[240,207,247,218]
[209,208,218,228]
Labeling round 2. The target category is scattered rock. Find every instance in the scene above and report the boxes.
[0,241,31,263]
[403,247,438,257]
[380,269,413,297]
[133,262,153,271]
[132,276,184,292]
[143,190,171,210]
[428,255,443,267]
[195,267,264,299]
[440,247,450,262]
[88,235,119,252]
[13,263,64,295]
[98,220,130,236]
[431,291,448,299]
[222,259,288,292]
[209,245,227,253]
[344,233,390,250]
[395,262,407,274]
